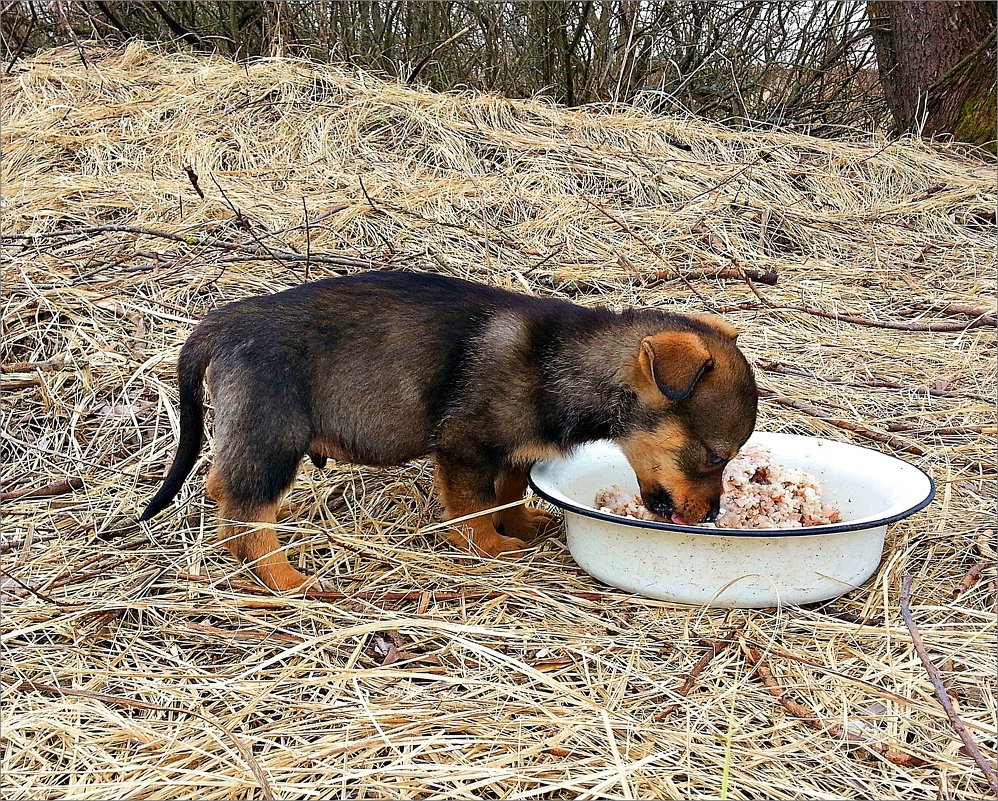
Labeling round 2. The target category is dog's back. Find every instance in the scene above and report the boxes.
[198,272,576,465]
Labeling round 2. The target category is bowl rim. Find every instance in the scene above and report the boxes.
[527,432,936,538]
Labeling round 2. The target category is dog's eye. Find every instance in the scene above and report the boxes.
[706,453,726,468]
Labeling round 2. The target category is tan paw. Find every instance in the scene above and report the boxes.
[498,506,560,541]
[476,533,530,558]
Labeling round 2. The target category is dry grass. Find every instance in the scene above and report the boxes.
[2,43,996,800]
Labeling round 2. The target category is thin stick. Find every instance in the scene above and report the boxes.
[651,266,778,285]
[900,575,998,796]
[913,301,998,326]
[583,197,712,308]
[176,571,608,602]
[1,478,83,503]
[654,627,739,720]
[755,360,992,403]
[757,389,926,457]
[406,24,474,85]
[716,300,996,332]
[1,225,373,270]
[952,560,988,598]
[759,390,994,476]
[739,636,923,767]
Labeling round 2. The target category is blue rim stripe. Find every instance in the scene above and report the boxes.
[527,466,936,538]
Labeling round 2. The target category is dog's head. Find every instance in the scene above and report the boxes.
[617,314,757,525]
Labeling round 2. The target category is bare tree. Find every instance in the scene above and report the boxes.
[867,1,997,150]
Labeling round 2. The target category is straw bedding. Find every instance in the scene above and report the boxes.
[2,43,995,800]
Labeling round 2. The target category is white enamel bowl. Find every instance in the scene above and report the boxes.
[529,431,934,608]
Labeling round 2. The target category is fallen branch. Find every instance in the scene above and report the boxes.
[1,225,375,270]
[757,389,926,457]
[407,24,474,85]
[758,388,994,475]
[583,197,711,307]
[952,560,989,599]
[739,635,924,767]
[912,301,998,327]
[715,300,995,332]
[755,360,993,404]
[1,478,83,503]
[652,266,778,285]
[901,575,998,794]
[654,627,739,720]
[883,423,995,436]
[177,571,607,602]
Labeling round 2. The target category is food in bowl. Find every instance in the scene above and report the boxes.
[594,445,841,529]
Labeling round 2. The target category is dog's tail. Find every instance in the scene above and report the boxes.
[139,332,213,521]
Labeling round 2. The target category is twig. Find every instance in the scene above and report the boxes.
[0,567,72,607]
[739,635,924,767]
[183,165,205,199]
[4,1,36,74]
[651,266,778,285]
[1,225,373,270]
[654,627,739,720]
[209,174,293,271]
[900,575,998,796]
[177,571,608,602]
[755,360,993,404]
[757,388,926,456]
[952,560,988,599]
[583,197,712,309]
[884,423,994,436]
[2,377,42,390]
[357,176,397,253]
[407,24,474,85]
[683,156,762,206]
[717,300,995,332]
[759,387,994,475]
[1,478,83,503]
[912,301,998,327]
[3,676,274,798]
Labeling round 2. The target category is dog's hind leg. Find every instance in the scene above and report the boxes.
[212,491,308,591]
[494,465,558,542]
[434,455,529,557]
[208,368,315,592]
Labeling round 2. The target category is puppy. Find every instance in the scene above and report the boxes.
[141,271,758,591]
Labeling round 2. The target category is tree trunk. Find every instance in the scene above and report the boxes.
[867,1,996,150]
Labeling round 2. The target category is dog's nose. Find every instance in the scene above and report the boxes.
[644,489,674,518]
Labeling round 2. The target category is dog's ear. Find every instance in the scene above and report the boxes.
[638,331,714,402]
[691,313,739,341]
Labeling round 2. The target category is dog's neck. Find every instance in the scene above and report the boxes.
[540,315,661,446]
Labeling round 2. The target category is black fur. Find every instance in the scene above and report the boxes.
[141,271,756,521]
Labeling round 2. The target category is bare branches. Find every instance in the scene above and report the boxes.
[900,576,998,796]
[1,224,375,272]
[739,635,924,768]
[0,1,887,129]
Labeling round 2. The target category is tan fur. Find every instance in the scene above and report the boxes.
[209,466,308,592]
[618,419,718,524]
[434,462,529,556]
[638,331,714,402]
[510,442,565,464]
[692,313,739,341]
[493,466,556,541]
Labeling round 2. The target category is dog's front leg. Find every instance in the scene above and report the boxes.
[494,465,558,542]
[433,453,530,557]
